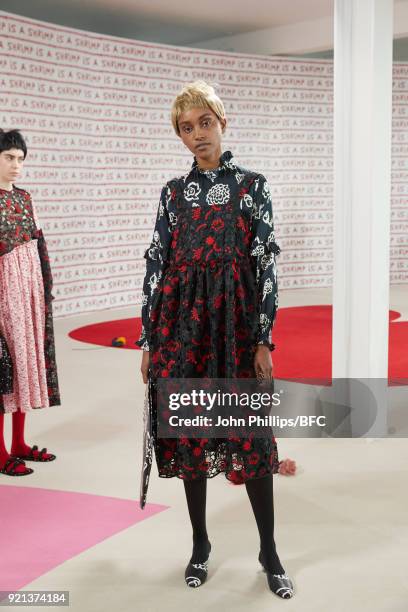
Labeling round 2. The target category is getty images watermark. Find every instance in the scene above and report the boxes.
[166,386,325,429]
[154,377,405,438]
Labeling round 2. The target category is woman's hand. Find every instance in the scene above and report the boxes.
[141,350,150,384]
[254,345,273,381]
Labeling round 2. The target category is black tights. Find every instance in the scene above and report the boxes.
[245,473,285,574]
[183,473,284,573]
[183,478,210,563]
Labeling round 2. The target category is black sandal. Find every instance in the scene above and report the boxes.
[0,457,34,476]
[259,550,294,599]
[185,541,211,588]
[11,445,56,462]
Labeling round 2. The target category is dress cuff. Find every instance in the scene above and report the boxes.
[135,338,150,350]
[256,340,276,351]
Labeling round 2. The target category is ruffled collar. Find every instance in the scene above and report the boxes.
[191,150,234,173]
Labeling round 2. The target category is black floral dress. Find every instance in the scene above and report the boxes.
[137,151,281,499]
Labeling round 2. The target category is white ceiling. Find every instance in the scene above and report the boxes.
[1,0,333,46]
[80,0,334,30]
[1,0,408,58]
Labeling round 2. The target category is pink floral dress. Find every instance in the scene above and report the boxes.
[0,186,60,413]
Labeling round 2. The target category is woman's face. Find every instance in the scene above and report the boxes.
[177,107,226,163]
[0,148,25,185]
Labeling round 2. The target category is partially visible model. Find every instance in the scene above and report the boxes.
[0,129,60,476]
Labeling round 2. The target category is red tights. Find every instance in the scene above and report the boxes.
[0,412,39,473]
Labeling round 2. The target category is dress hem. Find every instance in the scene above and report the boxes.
[1,401,60,414]
[156,464,280,483]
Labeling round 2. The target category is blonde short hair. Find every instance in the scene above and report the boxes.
[171,80,226,136]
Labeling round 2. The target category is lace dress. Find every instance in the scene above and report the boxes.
[137,150,281,494]
[0,186,60,413]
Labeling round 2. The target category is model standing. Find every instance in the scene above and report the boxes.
[137,82,294,598]
[0,129,59,476]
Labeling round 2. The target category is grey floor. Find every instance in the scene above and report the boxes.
[2,286,407,611]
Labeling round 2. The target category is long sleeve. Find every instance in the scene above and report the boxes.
[250,175,281,350]
[136,182,176,350]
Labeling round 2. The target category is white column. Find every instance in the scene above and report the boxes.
[332,0,393,435]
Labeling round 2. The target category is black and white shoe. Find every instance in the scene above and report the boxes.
[258,551,294,599]
[185,541,211,588]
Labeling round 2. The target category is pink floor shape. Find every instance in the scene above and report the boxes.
[0,485,168,592]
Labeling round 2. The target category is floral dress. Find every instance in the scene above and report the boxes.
[0,186,60,413]
[137,150,281,502]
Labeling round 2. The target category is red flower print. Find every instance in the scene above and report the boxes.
[214,294,224,309]
[191,307,200,321]
[167,340,180,352]
[180,437,192,447]
[161,369,169,377]
[161,327,170,336]
[193,247,204,261]
[163,285,172,295]
[164,450,174,460]
[228,470,244,485]
[212,218,224,232]
[192,208,201,220]
[249,452,260,465]
[193,447,202,457]
[186,350,197,364]
[243,441,251,451]
[183,463,196,472]
[206,236,215,245]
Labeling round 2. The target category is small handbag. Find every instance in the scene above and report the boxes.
[139,372,154,509]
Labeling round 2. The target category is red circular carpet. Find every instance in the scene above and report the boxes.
[68,306,407,385]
